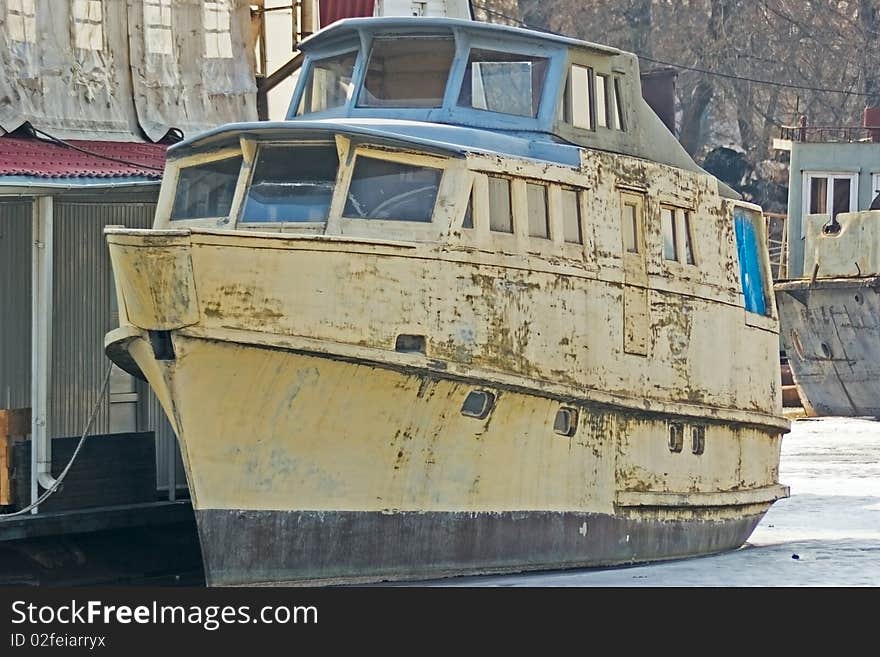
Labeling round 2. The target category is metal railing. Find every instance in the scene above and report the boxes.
[779,123,880,144]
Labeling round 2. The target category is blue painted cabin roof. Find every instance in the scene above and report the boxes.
[297,16,621,56]
[170,17,738,199]
[169,118,581,168]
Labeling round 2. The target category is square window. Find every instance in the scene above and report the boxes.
[560,188,582,244]
[458,49,549,118]
[488,176,513,233]
[661,206,677,261]
[526,182,549,238]
[565,65,592,129]
[808,177,827,214]
[622,201,639,253]
[595,74,608,128]
[612,77,626,131]
[343,156,441,222]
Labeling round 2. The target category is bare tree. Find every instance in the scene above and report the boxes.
[478,0,880,211]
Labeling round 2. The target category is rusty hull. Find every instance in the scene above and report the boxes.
[104,220,787,585]
[775,277,880,417]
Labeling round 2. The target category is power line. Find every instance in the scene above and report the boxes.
[469,1,870,97]
[637,55,869,96]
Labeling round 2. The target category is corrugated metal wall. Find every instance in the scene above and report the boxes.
[48,199,185,493]
[0,200,32,410]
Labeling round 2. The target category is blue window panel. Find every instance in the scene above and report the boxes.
[734,209,768,315]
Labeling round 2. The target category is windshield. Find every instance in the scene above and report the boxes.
[296,51,357,116]
[344,156,441,222]
[358,36,455,108]
[171,155,243,220]
[241,145,339,223]
[458,49,549,118]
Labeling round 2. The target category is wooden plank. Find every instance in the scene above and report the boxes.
[0,408,31,438]
[0,445,9,506]
[0,409,30,506]
[782,385,802,408]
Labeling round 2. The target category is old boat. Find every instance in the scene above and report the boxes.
[104,17,790,586]
[773,118,880,417]
[775,210,880,417]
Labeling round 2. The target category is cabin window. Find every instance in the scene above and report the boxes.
[297,51,357,115]
[171,155,243,220]
[682,211,696,265]
[564,65,593,130]
[734,207,770,316]
[661,206,677,261]
[359,36,455,108]
[241,145,339,223]
[661,206,697,266]
[462,191,474,229]
[595,74,608,128]
[527,183,550,239]
[343,156,441,222]
[487,176,513,233]
[73,0,103,51]
[145,0,173,55]
[560,188,583,244]
[458,49,549,118]
[612,77,626,130]
[621,199,640,253]
[203,0,233,59]
[7,0,36,44]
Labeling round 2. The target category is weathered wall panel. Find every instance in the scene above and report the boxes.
[0,1,257,141]
[50,199,183,492]
[0,200,32,410]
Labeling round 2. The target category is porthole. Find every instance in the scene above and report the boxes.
[553,407,579,437]
[820,342,833,359]
[854,293,863,305]
[691,425,706,455]
[461,390,495,419]
[668,422,684,453]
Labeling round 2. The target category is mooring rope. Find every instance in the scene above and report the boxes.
[0,363,114,519]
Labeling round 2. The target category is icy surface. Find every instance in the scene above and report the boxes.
[431,417,880,587]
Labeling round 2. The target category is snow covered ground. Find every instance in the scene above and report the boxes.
[431,416,880,587]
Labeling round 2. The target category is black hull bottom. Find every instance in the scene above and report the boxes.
[195,509,766,586]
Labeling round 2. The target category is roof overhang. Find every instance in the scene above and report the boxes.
[298,16,621,57]
[168,118,582,168]
[0,177,160,196]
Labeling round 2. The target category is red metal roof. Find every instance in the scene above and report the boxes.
[319,0,375,28]
[0,137,167,179]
